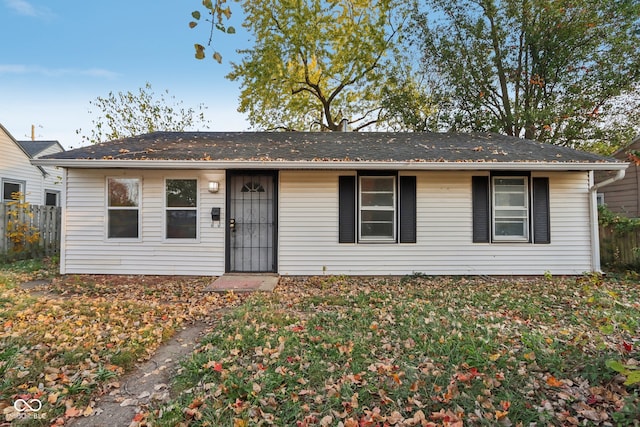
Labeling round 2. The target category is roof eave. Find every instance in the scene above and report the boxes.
[1,124,47,177]
[31,158,629,171]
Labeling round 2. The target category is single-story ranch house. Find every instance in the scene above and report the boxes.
[32,131,628,276]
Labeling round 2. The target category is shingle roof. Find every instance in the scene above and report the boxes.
[41,131,619,165]
[17,140,63,158]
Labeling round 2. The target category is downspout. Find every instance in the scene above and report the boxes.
[591,168,626,193]
[588,168,626,273]
[59,167,68,275]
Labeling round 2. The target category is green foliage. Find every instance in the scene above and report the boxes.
[226,0,422,131]
[606,359,640,386]
[598,204,640,234]
[414,0,640,151]
[76,82,211,144]
[612,393,640,424]
[598,206,640,269]
[110,350,136,370]
[380,71,438,132]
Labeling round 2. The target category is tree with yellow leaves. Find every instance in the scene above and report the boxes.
[194,0,423,131]
[5,192,40,258]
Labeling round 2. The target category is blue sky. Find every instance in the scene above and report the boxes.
[0,0,249,148]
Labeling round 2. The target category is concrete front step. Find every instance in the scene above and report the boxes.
[205,274,279,293]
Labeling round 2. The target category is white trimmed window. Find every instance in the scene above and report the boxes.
[492,176,529,241]
[107,177,140,239]
[359,176,396,241]
[45,190,59,206]
[2,179,25,201]
[166,179,198,239]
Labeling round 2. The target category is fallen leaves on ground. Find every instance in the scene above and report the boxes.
[152,274,639,426]
[0,273,245,425]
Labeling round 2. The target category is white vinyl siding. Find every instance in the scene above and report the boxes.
[0,128,45,205]
[62,169,225,275]
[61,168,595,276]
[278,170,593,276]
[37,143,64,201]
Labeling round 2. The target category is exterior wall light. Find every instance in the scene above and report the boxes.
[208,181,219,193]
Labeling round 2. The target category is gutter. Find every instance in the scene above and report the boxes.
[31,158,629,172]
[589,167,627,273]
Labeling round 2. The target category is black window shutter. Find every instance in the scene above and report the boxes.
[532,177,550,244]
[472,176,490,243]
[399,176,417,243]
[338,176,356,243]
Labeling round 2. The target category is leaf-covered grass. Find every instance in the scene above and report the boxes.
[152,274,639,426]
[0,265,244,425]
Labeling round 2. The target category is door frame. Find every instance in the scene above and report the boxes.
[225,170,278,273]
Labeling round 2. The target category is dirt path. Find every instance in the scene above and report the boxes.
[69,321,210,427]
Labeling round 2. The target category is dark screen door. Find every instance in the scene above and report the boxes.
[228,173,276,272]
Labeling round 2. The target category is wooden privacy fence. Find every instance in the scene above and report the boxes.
[599,225,640,268]
[0,203,61,258]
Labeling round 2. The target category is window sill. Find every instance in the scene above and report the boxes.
[491,238,530,243]
[162,238,201,244]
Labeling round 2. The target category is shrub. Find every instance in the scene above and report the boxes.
[4,192,40,260]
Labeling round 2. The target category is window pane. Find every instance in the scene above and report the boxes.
[496,184,525,193]
[361,177,394,192]
[361,193,394,207]
[495,178,525,187]
[108,210,139,238]
[167,180,197,207]
[495,220,526,236]
[108,178,139,207]
[495,192,525,207]
[495,209,527,218]
[45,192,58,206]
[3,182,21,201]
[361,210,394,222]
[167,210,197,238]
[361,222,394,238]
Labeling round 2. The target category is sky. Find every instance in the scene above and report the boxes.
[0,0,249,149]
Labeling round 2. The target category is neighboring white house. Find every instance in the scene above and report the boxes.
[0,123,64,206]
[33,131,628,276]
[16,139,65,206]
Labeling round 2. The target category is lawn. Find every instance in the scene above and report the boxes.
[0,259,244,425]
[0,262,638,426]
[151,274,639,426]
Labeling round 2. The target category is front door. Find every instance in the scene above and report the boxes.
[227,172,277,272]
